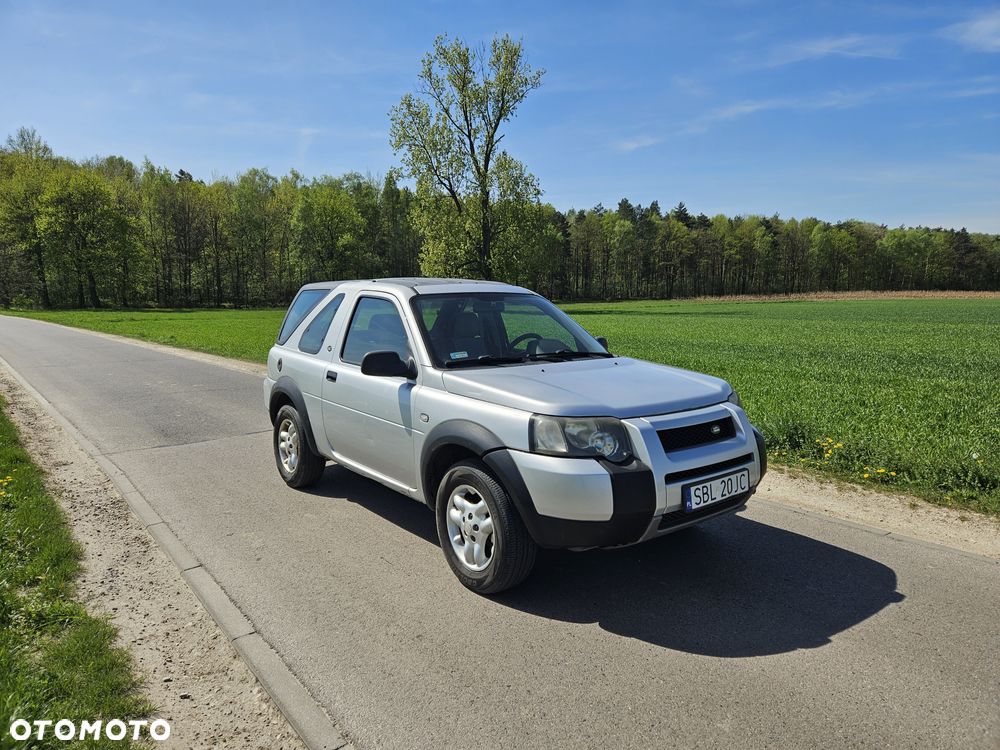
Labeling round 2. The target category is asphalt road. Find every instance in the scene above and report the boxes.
[1,315,997,750]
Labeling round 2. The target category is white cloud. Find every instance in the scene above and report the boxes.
[181,92,253,116]
[765,33,904,67]
[709,99,788,120]
[671,75,711,98]
[677,77,990,134]
[613,135,663,152]
[678,98,789,133]
[296,128,323,164]
[949,85,1000,97]
[944,9,1000,52]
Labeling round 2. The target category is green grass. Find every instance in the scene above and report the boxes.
[4,297,999,515]
[0,395,152,749]
[5,308,286,362]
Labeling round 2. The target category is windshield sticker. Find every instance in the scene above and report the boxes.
[450,351,469,359]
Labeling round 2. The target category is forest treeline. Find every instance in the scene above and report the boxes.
[1,128,997,309]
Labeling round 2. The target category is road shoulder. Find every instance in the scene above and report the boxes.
[0,365,340,749]
[759,469,1000,560]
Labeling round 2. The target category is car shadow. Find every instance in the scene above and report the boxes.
[309,465,904,658]
[308,464,439,543]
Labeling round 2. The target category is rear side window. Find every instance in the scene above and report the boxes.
[298,294,345,354]
[341,297,410,364]
[277,289,327,344]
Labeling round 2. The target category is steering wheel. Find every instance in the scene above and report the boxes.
[509,332,542,349]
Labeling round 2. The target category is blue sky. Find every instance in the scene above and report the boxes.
[2,1,999,231]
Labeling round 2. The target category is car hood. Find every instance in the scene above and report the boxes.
[440,357,731,418]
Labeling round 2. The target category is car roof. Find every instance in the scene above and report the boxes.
[296,277,535,297]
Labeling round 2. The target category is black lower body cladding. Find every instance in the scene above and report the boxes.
[752,426,767,478]
[483,450,657,549]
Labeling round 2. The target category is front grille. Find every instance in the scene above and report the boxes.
[657,492,749,530]
[658,417,735,452]
[664,453,753,485]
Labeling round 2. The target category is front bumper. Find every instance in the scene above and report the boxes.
[485,450,656,548]
[484,416,767,550]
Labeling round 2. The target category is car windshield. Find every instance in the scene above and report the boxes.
[411,293,611,368]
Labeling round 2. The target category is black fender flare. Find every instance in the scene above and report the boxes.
[269,376,321,456]
[420,419,506,502]
[752,426,767,479]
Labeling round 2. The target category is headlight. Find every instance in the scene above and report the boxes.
[530,415,633,463]
[727,389,742,408]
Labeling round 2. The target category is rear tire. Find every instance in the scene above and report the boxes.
[273,404,326,488]
[435,459,537,594]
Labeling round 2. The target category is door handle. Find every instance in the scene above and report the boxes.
[326,370,338,383]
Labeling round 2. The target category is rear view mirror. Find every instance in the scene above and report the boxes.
[596,336,609,350]
[473,298,505,313]
[361,350,417,379]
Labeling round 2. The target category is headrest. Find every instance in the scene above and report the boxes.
[453,312,481,338]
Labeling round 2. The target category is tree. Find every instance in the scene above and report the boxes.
[3,126,1000,308]
[3,127,53,160]
[379,173,422,277]
[291,177,364,281]
[0,151,54,306]
[230,168,278,304]
[390,34,543,278]
[37,165,121,307]
[670,202,694,229]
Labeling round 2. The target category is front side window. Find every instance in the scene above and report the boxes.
[298,294,345,354]
[278,289,328,344]
[412,293,609,368]
[341,297,410,365]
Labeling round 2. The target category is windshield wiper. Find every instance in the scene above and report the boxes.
[443,354,527,368]
[526,350,615,361]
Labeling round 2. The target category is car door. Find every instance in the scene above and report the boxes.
[321,293,420,490]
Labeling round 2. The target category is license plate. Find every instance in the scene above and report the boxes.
[683,469,750,512]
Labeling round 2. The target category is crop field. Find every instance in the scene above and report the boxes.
[564,297,999,515]
[4,296,998,515]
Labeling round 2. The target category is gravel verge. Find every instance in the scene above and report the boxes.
[759,469,999,560]
[0,369,307,750]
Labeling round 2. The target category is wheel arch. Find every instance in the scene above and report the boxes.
[420,420,506,508]
[268,376,321,456]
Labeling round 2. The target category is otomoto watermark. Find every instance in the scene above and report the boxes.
[7,718,171,742]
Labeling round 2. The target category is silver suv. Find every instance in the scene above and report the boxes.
[265,278,766,593]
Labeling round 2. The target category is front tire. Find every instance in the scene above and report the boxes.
[273,404,326,488]
[435,460,537,594]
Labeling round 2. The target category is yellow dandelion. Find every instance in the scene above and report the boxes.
[889,472,896,476]
[863,473,870,478]
[835,443,843,448]
[877,468,886,474]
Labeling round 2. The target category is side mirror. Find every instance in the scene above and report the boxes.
[361,350,416,379]
[596,336,609,351]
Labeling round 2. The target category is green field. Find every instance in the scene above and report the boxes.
[5,297,999,515]
[0,395,151,748]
